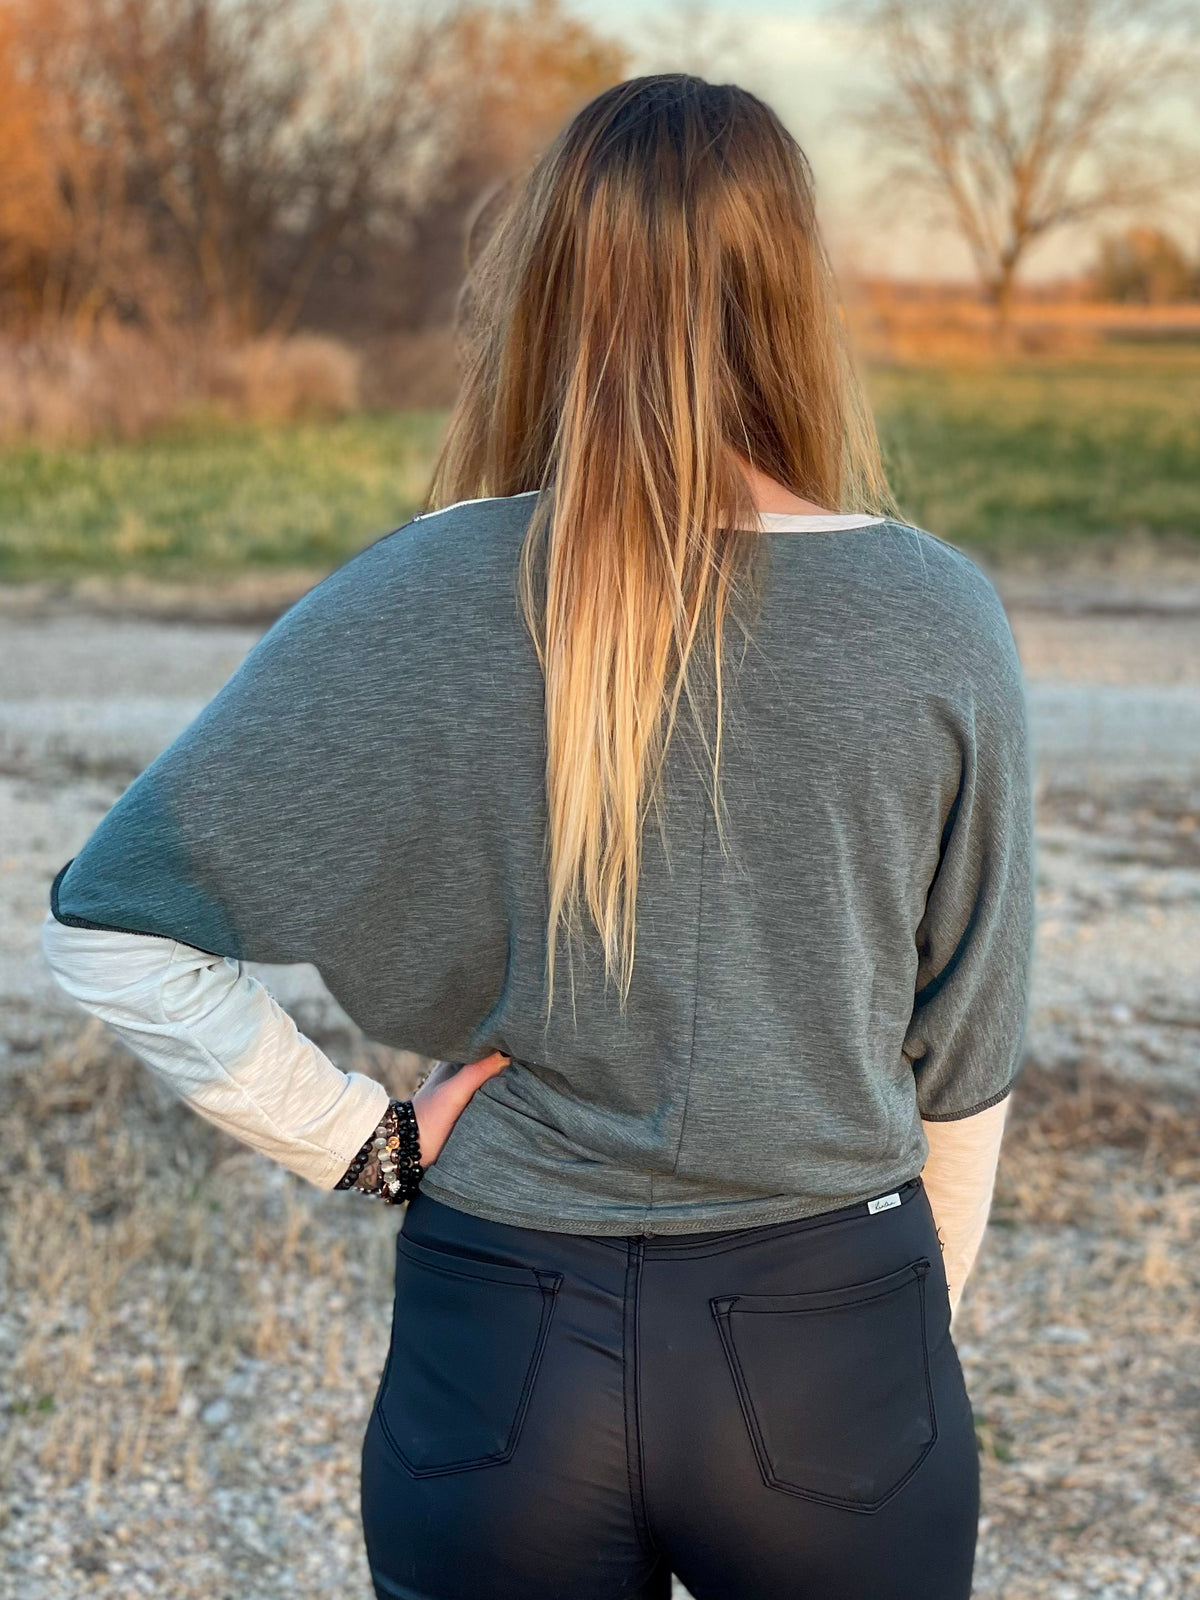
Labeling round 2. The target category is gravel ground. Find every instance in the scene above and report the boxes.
[1,568,1198,1599]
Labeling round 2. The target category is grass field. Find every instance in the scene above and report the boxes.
[0,410,446,581]
[0,352,1197,579]
[873,351,1200,560]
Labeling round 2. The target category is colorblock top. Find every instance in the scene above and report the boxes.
[48,492,1036,1235]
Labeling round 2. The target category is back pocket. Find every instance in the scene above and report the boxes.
[710,1257,936,1513]
[374,1233,562,1477]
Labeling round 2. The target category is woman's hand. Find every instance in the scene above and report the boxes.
[411,1052,510,1168]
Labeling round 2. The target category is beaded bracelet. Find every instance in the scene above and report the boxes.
[334,1096,424,1205]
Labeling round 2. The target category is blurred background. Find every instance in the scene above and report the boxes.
[1,2,1198,1597]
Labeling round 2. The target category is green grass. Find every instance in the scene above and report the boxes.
[1,352,1197,579]
[869,350,1200,560]
[0,410,446,580]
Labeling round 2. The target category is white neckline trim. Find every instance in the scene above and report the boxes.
[413,490,541,523]
[413,495,887,535]
[750,512,888,532]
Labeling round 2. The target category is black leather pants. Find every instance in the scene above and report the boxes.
[360,1177,979,1600]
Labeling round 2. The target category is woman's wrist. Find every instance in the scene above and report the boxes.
[334,1095,424,1204]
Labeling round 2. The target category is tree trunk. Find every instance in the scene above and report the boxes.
[990,262,1019,357]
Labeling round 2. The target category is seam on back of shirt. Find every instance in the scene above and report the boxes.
[669,787,710,1180]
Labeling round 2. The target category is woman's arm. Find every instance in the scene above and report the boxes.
[920,1094,1010,1328]
[40,912,391,1189]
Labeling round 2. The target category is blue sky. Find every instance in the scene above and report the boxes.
[567,0,1200,283]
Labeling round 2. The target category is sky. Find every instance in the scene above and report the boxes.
[567,0,1200,285]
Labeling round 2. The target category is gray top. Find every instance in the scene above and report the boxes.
[49,491,1036,1235]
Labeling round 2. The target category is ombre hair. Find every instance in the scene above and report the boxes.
[425,74,894,1020]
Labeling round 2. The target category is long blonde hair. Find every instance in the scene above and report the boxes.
[426,74,893,1021]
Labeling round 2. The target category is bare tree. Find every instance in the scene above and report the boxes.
[88,0,462,341]
[848,0,1200,336]
[0,0,170,335]
[0,0,628,343]
[353,0,627,336]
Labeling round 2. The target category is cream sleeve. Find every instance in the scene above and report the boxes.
[40,912,390,1190]
[920,1094,1010,1329]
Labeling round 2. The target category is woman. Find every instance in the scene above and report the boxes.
[43,75,1034,1600]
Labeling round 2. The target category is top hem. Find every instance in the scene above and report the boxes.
[48,860,230,961]
[415,1169,926,1237]
[918,1081,1015,1121]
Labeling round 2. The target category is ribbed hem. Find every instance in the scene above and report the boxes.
[415,1169,927,1237]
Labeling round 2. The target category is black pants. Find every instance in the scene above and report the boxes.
[360,1177,979,1600]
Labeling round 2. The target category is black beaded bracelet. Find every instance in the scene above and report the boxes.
[334,1097,424,1205]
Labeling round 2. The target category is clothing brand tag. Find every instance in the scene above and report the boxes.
[867,1193,901,1214]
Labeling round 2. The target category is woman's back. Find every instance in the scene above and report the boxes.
[410,492,1033,1231]
[52,487,1034,1234]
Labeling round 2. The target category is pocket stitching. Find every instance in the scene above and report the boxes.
[396,1231,548,1289]
[711,1259,938,1515]
[713,1258,930,1318]
[375,1269,562,1478]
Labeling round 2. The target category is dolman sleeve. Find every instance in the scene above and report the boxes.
[903,589,1037,1120]
[47,520,512,1056]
